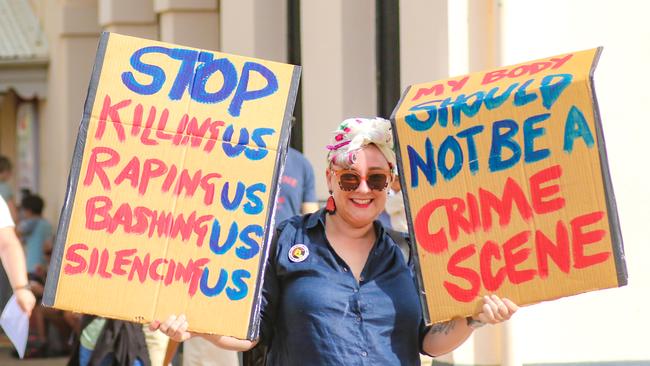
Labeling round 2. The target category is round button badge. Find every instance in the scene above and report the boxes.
[288,244,309,263]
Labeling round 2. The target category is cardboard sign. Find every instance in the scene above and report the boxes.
[391,48,626,324]
[44,33,301,339]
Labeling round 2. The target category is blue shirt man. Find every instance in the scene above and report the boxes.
[275,148,318,223]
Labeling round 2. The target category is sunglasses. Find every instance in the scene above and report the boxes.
[331,169,392,191]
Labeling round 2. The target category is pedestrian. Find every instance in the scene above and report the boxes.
[0,196,36,315]
[151,117,518,365]
[274,147,319,223]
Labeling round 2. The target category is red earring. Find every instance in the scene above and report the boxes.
[325,192,336,214]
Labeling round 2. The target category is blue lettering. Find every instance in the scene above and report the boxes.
[229,62,278,117]
[438,136,463,180]
[200,268,228,297]
[226,269,251,301]
[121,46,168,95]
[523,113,550,163]
[407,139,436,188]
[456,125,485,174]
[208,219,238,255]
[221,182,245,210]
[236,225,263,260]
[222,125,249,157]
[451,91,484,126]
[513,79,538,106]
[246,128,275,160]
[244,183,266,215]
[167,48,200,100]
[540,74,572,110]
[563,105,594,152]
[192,57,238,104]
[489,119,521,172]
[484,83,519,110]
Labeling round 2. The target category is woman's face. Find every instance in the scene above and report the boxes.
[326,144,393,228]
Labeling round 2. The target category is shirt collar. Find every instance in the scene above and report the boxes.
[305,208,387,240]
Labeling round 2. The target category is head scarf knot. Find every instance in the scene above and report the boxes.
[326,117,396,171]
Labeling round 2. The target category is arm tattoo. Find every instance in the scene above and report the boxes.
[429,320,456,336]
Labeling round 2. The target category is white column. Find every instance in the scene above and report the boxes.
[399,0,449,89]
[155,0,219,49]
[42,0,100,222]
[220,0,287,62]
[301,0,377,199]
[99,0,158,40]
[468,0,501,71]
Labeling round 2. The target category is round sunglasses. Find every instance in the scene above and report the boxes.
[331,169,393,191]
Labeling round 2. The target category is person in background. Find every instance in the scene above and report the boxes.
[274,147,319,223]
[0,156,17,310]
[384,173,408,233]
[15,192,55,356]
[0,196,36,316]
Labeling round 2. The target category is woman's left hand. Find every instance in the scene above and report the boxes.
[475,294,518,324]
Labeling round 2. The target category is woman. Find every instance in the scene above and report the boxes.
[151,118,518,365]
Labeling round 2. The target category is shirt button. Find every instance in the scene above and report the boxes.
[356,316,361,322]
[359,276,364,282]
[343,267,348,272]
[361,351,368,357]
[353,288,358,293]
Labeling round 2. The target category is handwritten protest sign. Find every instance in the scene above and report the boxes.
[43,33,300,339]
[391,48,626,324]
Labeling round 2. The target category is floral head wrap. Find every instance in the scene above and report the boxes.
[326,117,396,171]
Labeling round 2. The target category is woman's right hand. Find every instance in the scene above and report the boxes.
[150,314,193,342]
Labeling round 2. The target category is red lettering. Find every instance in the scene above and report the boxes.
[443,244,480,302]
[64,243,88,275]
[412,84,444,101]
[86,196,112,231]
[415,199,448,254]
[503,231,535,284]
[530,165,565,214]
[482,69,507,84]
[155,109,173,140]
[446,198,472,244]
[204,120,226,153]
[114,156,141,189]
[480,177,533,231]
[88,248,99,275]
[447,76,469,92]
[200,173,222,205]
[535,220,570,278]
[149,258,166,281]
[139,159,167,195]
[571,211,609,269]
[480,240,506,291]
[98,249,112,278]
[83,147,120,189]
[96,95,129,141]
[550,54,573,69]
[112,249,137,275]
[131,104,144,136]
[128,254,150,283]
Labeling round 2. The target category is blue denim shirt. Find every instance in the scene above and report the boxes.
[259,209,429,365]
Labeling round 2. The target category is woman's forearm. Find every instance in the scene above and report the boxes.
[197,333,258,352]
[422,318,473,357]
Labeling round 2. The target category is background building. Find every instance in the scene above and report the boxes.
[0,0,648,364]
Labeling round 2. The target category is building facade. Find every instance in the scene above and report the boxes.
[0,0,647,365]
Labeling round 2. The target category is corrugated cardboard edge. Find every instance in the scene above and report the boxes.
[389,85,432,325]
[43,32,110,307]
[245,65,302,340]
[589,47,628,286]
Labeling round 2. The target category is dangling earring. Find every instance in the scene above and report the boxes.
[325,191,336,214]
